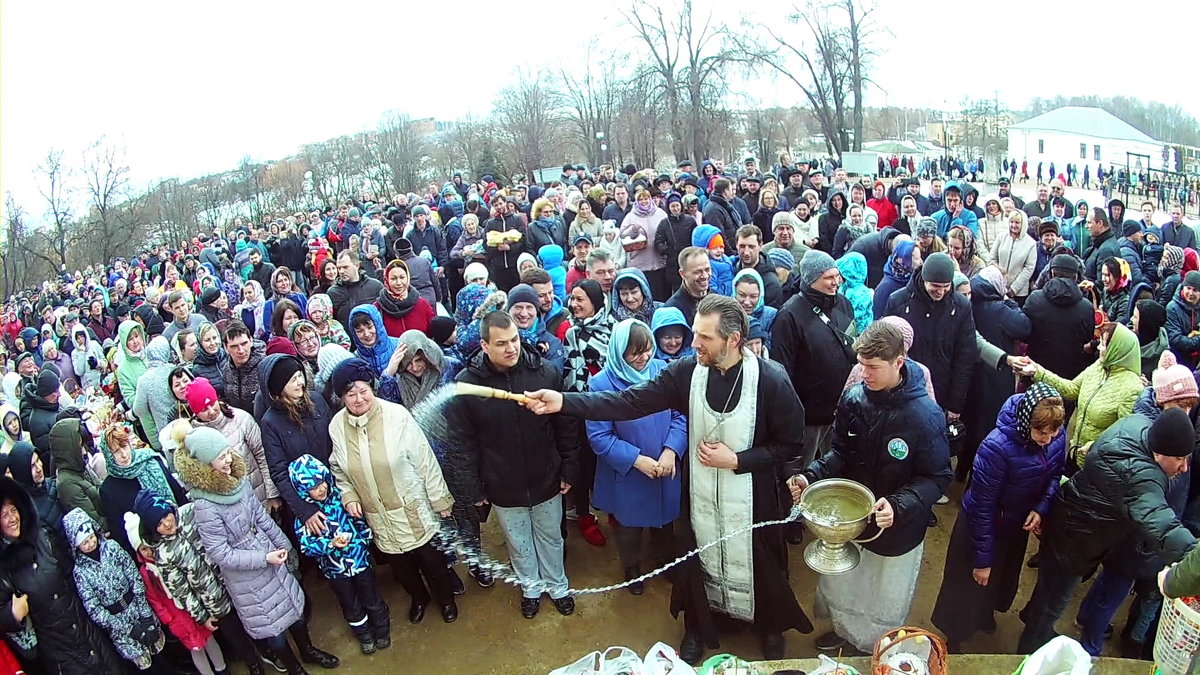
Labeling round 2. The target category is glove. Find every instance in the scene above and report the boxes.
[88,356,98,369]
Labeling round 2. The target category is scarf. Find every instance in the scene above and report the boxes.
[633,200,656,217]
[100,433,175,502]
[611,297,657,324]
[884,240,916,283]
[234,281,266,337]
[606,319,654,385]
[1016,382,1060,442]
[376,286,418,319]
[564,311,613,393]
[801,284,838,315]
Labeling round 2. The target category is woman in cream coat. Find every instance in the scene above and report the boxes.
[326,358,460,624]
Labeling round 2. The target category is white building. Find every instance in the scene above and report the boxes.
[1006,106,1164,179]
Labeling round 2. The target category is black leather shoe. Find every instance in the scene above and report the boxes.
[299,645,339,669]
[449,568,466,596]
[408,602,426,624]
[815,630,847,651]
[927,512,938,528]
[441,602,459,623]
[761,632,785,660]
[551,595,575,616]
[679,633,704,665]
[624,566,644,595]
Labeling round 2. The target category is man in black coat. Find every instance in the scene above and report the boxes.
[885,252,976,422]
[702,178,742,255]
[449,312,579,620]
[328,250,384,326]
[771,249,856,468]
[19,369,61,471]
[734,225,782,308]
[246,247,276,292]
[1081,208,1121,283]
[665,247,712,325]
[1022,255,1096,380]
[1018,410,1196,653]
[848,226,907,289]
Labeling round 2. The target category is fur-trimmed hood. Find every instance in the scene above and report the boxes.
[174,445,247,504]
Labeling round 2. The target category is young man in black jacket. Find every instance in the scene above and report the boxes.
[790,319,951,654]
[449,312,579,620]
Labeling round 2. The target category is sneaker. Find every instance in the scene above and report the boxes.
[578,514,607,547]
[564,507,579,521]
[521,597,541,619]
[551,595,576,616]
[936,494,950,505]
[469,564,495,588]
[449,567,466,596]
[260,654,288,673]
[815,630,848,651]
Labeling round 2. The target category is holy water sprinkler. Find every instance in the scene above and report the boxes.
[452,382,530,405]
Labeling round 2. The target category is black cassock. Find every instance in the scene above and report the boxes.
[561,354,813,646]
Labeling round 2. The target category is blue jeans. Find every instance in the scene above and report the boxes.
[1076,567,1134,656]
[494,494,569,599]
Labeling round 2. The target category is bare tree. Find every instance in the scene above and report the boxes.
[492,70,567,182]
[80,138,134,264]
[559,52,621,164]
[2,193,34,296]
[442,117,491,182]
[369,111,429,195]
[624,0,742,162]
[33,149,79,270]
[737,0,881,156]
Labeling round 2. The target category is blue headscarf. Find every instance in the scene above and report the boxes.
[347,304,397,376]
[884,239,916,282]
[605,319,657,385]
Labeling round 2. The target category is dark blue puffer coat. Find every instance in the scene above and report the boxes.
[960,392,1066,568]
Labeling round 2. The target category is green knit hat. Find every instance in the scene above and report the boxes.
[184,426,229,464]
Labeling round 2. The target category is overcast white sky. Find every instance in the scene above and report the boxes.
[3,0,1199,226]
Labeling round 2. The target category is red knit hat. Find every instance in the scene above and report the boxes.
[185,377,220,415]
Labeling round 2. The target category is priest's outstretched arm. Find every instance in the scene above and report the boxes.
[555,359,691,421]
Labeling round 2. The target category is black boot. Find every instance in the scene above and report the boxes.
[679,632,704,665]
[247,658,266,675]
[624,566,645,595]
[368,607,391,650]
[292,627,340,669]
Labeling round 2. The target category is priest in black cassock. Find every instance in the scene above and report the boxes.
[523,294,812,664]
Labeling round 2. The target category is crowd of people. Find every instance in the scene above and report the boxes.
[3,154,1200,673]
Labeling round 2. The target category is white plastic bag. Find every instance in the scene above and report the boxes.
[643,642,697,675]
[1017,635,1091,674]
[548,646,643,675]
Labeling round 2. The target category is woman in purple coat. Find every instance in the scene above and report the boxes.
[586,319,687,595]
[931,383,1066,652]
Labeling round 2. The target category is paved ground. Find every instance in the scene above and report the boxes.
[273,477,1141,674]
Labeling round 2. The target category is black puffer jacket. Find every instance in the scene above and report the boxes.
[0,477,123,674]
[803,360,951,557]
[884,265,977,414]
[218,340,266,414]
[771,287,856,426]
[328,272,385,326]
[258,354,334,523]
[18,382,59,469]
[1022,277,1096,380]
[1082,227,1122,283]
[849,226,904,289]
[1043,413,1195,575]
[449,347,580,508]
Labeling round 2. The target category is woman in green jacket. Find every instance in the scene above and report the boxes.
[1030,322,1143,469]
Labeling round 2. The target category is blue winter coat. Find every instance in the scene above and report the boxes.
[932,207,980,239]
[691,225,734,296]
[586,360,687,528]
[836,252,873,335]
[538,244,568,302]
[960,395,1065,568]
[289,454,373,579]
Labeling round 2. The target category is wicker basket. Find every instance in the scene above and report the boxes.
[872,626,947,675]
